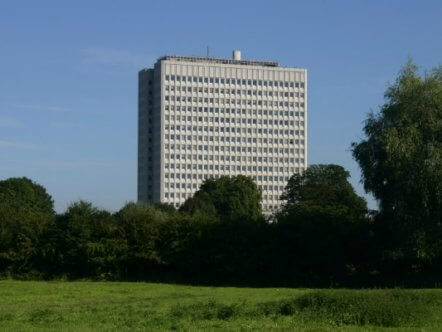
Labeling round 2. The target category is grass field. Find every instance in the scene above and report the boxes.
[0,281,441,331]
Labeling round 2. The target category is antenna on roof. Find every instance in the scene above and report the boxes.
[206,46,209,57]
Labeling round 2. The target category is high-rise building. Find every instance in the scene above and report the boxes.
[138,51,307,213]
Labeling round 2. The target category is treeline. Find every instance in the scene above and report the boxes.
[1,62,441,286]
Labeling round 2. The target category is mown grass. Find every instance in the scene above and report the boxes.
[0,281,441,331]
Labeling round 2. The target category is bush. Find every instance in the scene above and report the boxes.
[170,299,241,320]
[257,290,434,327]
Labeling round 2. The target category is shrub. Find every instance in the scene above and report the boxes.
[257,290,434,327]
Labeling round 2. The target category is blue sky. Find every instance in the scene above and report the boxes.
[1,1,441,212]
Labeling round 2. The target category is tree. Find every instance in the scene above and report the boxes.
[55,201,122,278]
[180,175,263,223]
[0,177,55,275]
[158,211,217,281]
[280,164,367,220]
[115,202,174,278]
[178,176,267,282]
[352,61,442,265]
[276,165,369,284]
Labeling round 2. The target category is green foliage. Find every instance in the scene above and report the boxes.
[176,176,268,281]
[181,175,263,223]
[55,201,122,278]
[0,177,55,274]
[115,202,175,277]
[159,211,216,276]
[258,290,433,327]
[280,164,367,221]
[276,165,369,281]
[352,61,442,265]
[179,191,218,219]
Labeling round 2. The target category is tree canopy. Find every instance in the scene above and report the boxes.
[276,165,369,281]
[116,202,172,267]
[352,61,442,261]
[279,164,367,221]
[55,201,121,278]
[0,177,55,273]
[181,175,263,223]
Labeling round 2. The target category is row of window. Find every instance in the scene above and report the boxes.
[165,130,305,141]
[165,143,305,151]
[164,164,300,173]
[165,134,304,144]
[165,96,305,108]
[143,142,305,159]
[165,134,304,145]
[165,75,305,89]
[166,119,303,128]
[165,141,304,151]
[165,182,285,191]
[165,108,305,118]
[165,86,305,98]
[165,155,304,164]
[165,131,304,139]
[164,173,292,182]
[165,138,305,148]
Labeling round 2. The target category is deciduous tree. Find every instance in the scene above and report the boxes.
[352,61,442,263]
[0,177,55,274]
[276,165,368,283]
[181,175,263,223]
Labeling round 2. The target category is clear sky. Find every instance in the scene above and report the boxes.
[1,1,441,213]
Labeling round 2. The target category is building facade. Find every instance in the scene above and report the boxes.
[138,51,307,212]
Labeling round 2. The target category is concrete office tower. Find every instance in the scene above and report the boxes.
[138,51,307,213]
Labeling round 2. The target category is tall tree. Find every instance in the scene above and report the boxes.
[178,175,266,282]
[276,165,368,283]
[0,177,55,274]
[352,61,442,263]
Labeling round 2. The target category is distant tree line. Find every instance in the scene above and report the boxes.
[1,62,440,286]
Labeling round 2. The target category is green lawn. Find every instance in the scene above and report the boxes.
[0,281,441,331]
